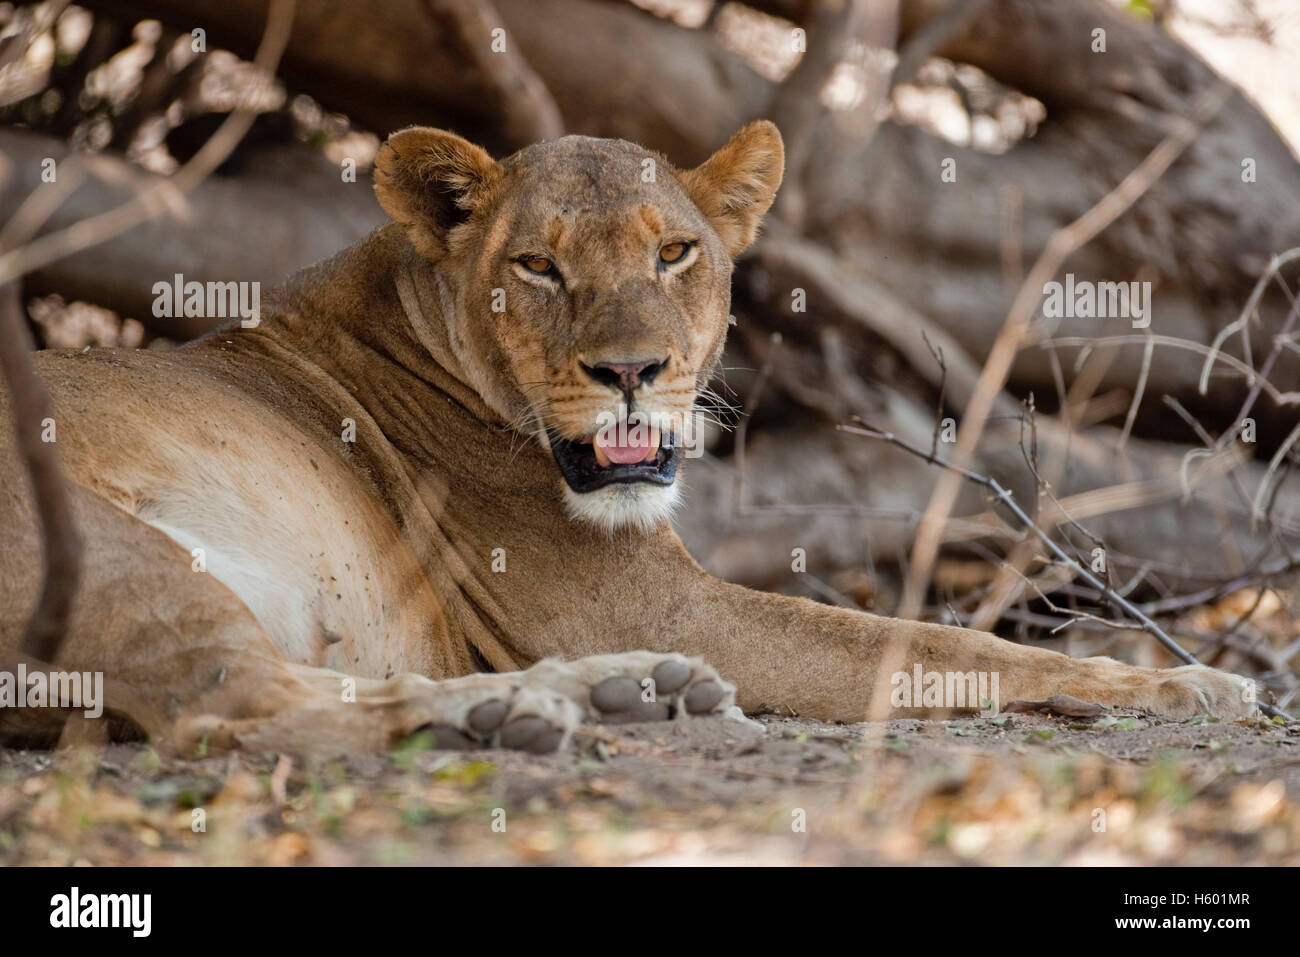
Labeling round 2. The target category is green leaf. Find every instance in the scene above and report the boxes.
[1126,0,1155,20]
[433,759,496,787]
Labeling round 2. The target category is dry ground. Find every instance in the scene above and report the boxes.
[2,707,1297,865]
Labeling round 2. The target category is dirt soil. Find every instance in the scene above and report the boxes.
[2,709,1298,865]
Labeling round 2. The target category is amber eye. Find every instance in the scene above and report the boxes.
[520,256,554,274]
[659,242,689,264]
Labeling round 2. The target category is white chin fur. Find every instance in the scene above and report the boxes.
[563,481,682,534]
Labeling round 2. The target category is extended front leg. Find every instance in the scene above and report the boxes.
[666,574,1257,721]
[507,530,1257,723]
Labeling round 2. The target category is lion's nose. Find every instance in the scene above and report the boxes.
[580,357,668,393]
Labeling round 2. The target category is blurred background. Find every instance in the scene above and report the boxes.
[2,0,1299,709]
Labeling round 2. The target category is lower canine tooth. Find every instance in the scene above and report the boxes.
[593,441,610,467]
[645,426,661,462]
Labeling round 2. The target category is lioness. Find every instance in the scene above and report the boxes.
[0,122,1253,754]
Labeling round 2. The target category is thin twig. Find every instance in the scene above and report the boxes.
[731,331,781,523]
[0,0,296,668]
[0,0,296,288]
[897,80,1234,621]
[1198,246,1300,403]
[841,421,1292,721]
[1139,555,1300,615]
[1044,334,1300,407]
[922,328,947,460]
[1219,265,1300,450]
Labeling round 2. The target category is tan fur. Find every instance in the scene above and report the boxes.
[0,123,1254,755]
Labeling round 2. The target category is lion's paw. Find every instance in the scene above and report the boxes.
[1146,664,1258,720]
[522,652,737,724]
[406,674,583,754]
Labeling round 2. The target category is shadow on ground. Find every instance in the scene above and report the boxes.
[2,710,1297,864]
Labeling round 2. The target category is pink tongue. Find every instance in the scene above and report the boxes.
[602,438,652,465]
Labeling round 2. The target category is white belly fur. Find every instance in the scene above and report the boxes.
[127,432,441,679]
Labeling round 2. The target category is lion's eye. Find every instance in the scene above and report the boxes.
[521,256,554,274]
[659,242,688,265]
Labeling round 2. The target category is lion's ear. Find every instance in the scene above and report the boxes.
[679,120,784,258]
[374,127,501,259]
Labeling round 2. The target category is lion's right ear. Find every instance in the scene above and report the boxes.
[374,127,501,259]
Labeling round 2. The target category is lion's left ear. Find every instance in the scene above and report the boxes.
[678,120,784,258]
[374,126,502,259]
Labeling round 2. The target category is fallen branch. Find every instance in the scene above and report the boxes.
[0,127,385,329]
[750,231,1017,416]
[422,0,564,149]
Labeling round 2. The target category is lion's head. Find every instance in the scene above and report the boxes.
[374,122,784,533]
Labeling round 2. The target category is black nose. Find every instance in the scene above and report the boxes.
[581,357,668,392]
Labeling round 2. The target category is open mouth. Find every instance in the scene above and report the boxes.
[549,423,681,494]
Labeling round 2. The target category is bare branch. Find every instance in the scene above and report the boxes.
[422,0,564,149]
[842,421,1292,721]
[898,81,1233,620]
[770,0,891,227]
[0,0,297,289]
[0,283,79,662]
[0,0,296,670]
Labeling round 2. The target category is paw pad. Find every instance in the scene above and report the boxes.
[580,654,736,723]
